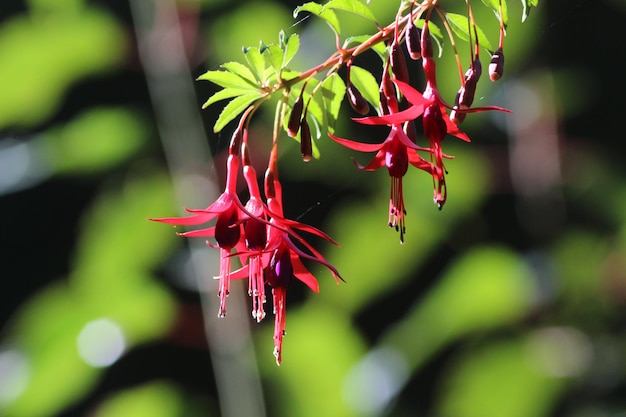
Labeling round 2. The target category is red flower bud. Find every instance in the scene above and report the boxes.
[450,58,482,124]
[405,17,422,60]
[347,83,370,115]
[300,117,313,162]
[379,72,397,114]
[287,91,304,137]
[489,48,504,81]
[420,22,433,59]
[390,43,409,83]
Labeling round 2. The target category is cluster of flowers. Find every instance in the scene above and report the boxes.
[151,109,342,365]
[329,5,508,242]
[152,1,509,364]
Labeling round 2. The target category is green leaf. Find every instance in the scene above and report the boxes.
[243,46,267,83]
[320,72,346,134]
[294,2,341,35]
[348,65,380,110]
[325,0,377,23]
[521,0,538,22]
[196,69,257,90]
[415,19,444,41]
[201,87,252,109]
[445,12,494,52]
[264,44,285,73]
[481,0,508,27]
[44,107,147,175]
[221,61,258,85]
[283,33,300,68]
[213,92,262,133]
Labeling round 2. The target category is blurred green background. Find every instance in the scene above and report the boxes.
[1,0,625,416]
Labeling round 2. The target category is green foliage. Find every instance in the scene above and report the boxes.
[445,12,494,51]
[94,382,186,417]
[521,0,540,22]
[436,337,566,417]
[41,107,149,175]
[3,173,178,417]
[293,0,377,36]
[481,0,509,27]
[0,8,125,129]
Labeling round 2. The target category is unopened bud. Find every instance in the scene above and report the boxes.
[300,117,312,162]
[459,75,478,108]
[379,72,397,114]
[390,43,409,83]
[450,105,466,125]
[347,83,370,115]
[420,22,433,59]
[489,48,504,81]
[405,18,422,60]
[287,92,304,137]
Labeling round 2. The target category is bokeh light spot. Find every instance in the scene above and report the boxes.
[77,318,126,368]
[0,349,30,404]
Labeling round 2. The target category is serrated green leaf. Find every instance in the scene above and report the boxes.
[202,88,252,109]
[283,33,300,68]
[221,61,258,85]
[243,46,267,83]
[481,0,508,27]
[264,44,285,73]
[196,69,257,90]
[521,0,538,22]
[348,65,380,110]
[325,0,377,23]
[320,73,346,134]
[294,2,341,35]
[445,12,494,52]
[213,93,262,133]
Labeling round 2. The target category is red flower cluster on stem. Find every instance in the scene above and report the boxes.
[331,15,509,242]
[152,0,516,365]
[151,112,342,365]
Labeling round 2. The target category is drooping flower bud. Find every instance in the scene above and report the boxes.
[450,58,482,124]
[287,90,304,137]
[390,42,409,83]
[489,48,504,81]
[347,83,370,115]
[379,68,397,115]
[420,21,433,59]
[300,117,313,162]
[405,16,422,60]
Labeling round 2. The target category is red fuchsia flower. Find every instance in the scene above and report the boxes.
[224,144,341,364]
[358,22,509,209]
[260,150,342,364]
[328,114,433,243]
[150,154,246,318]
[329,63,436,242]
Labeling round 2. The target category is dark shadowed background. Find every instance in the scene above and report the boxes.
[1,1,625,416]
